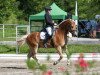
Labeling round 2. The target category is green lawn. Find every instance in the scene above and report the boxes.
[0,44,100,54]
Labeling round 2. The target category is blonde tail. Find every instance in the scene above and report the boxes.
[17,34,28,47]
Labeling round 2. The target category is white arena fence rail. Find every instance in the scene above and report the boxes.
[0,24,17,39]
[0,24,30,54]
[16,25,30,54]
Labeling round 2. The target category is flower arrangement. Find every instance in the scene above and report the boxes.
[75,53,89,72]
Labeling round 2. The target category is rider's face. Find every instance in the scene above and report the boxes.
[48,10,51,14]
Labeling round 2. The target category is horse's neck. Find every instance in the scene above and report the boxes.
[57,27,69,35]
[56,28,68,40]
[57,28,65,35]
[54,28,68,45]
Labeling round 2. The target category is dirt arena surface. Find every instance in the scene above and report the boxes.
[0,58,100,75]
[0,59,33,75]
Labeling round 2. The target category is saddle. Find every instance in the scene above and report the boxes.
[40,25,58,40]
[39,32,54,48]
[40,26,58,48]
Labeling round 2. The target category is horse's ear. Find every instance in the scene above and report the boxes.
[67,19,72,22]
[70,19,73,21]
[69,19,71,20]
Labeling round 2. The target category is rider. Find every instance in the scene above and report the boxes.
[43,6,55,48]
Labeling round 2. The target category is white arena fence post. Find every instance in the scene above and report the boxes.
[16,25,30,54]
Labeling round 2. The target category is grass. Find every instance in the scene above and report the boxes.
[0,45,15,54]
[68,44,100,55]
[0,44,100,54]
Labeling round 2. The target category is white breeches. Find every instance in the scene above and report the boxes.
[46,27,52,36]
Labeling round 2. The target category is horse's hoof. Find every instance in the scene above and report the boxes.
[67,60,70,65]
[53,61,58,65]
[67,63,70,65]
[53,62,57,65]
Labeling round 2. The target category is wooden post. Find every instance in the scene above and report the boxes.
[3,24,4,38]
[16,25,19,54]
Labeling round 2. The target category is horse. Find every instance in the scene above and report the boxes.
[18,19,76,65]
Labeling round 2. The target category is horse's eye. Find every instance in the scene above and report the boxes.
[71,26,73,28]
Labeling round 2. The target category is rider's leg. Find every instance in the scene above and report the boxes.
[43,27,52,48]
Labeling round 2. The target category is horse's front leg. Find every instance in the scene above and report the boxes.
[65,45,70,65]
[53,46,63,65]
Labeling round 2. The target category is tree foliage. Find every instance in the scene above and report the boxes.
[0,0,100,24]
[78,0,100,19]
[0,0,22,23]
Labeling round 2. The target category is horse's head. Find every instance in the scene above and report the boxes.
[59,19,76,37]
[68,19,76,37]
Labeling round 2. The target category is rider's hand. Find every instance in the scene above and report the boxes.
[54,23,57,26]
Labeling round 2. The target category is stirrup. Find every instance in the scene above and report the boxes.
[44,43,47,48]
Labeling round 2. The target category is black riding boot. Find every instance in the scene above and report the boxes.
[43,34,52,48]
[43,39,48,48]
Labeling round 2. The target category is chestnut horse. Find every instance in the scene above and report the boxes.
[24,19,76,65]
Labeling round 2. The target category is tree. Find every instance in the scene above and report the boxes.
[0,0,22,24]
[78,0,100,19]
[17,0,52,20]
[0,0,100,23]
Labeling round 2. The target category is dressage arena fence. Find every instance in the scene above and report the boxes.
[0,24,100,54]
[0,24,30,53]
[0,24,30,40]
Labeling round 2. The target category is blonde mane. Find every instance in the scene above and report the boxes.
[58,19,72,26]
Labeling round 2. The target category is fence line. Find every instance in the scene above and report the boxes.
[0,24,30,54]
[0,24,17,39]
[16,25,30,54]
[0,24,29,40]
[0,24,100,54]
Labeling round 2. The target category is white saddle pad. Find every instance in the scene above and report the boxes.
[40,32,46,40]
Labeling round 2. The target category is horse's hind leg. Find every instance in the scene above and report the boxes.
[27,50,31,59]
[27,47,33,60]
[29,44,38,62]
[27,44,38,61]
[53,46,63,65]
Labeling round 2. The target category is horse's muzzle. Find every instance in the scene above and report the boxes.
[71,30,77,37]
